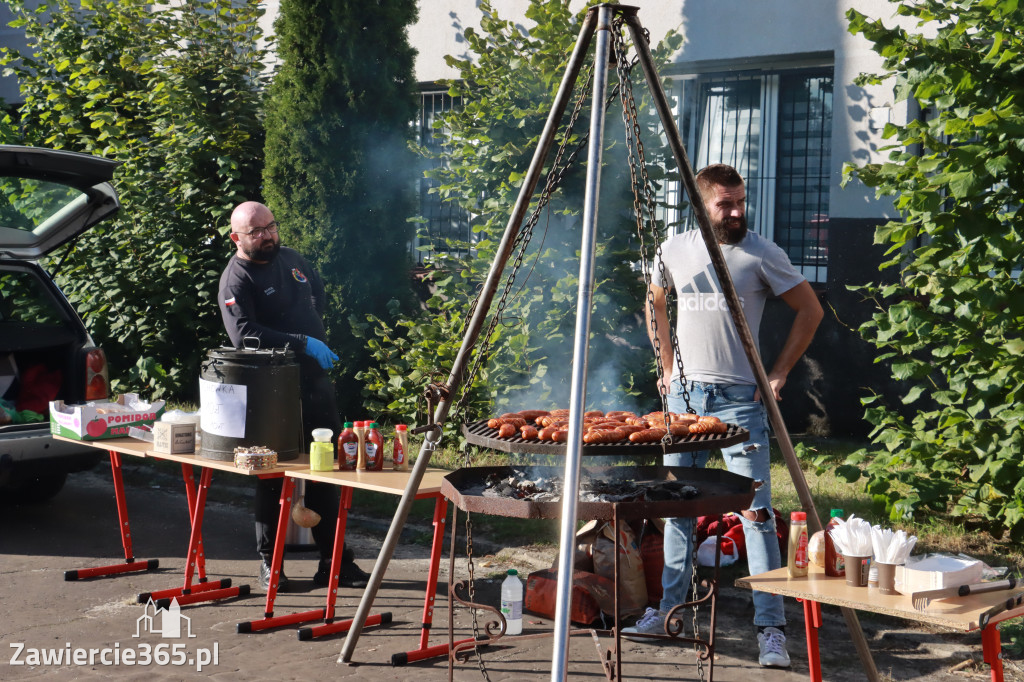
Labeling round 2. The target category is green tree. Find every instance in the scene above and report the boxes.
[356,0,682,430]
[840,0,1024,539]
[0,0,268,400]
[262,0,420,418]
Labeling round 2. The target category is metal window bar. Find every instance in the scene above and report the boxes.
[774,73,832,283]
[414,89,472,264]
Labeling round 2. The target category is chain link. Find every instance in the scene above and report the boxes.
[453,62,598,681]
[611,18,693,422]
[613,21,705,682]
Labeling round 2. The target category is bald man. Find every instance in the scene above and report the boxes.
[218,201,370,592]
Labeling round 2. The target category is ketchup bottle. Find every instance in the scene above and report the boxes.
[392,424,409,471]
[338,422,358,471]
[824,508,846,577]
[366,422,384,471]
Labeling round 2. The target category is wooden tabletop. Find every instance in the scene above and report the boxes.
[737,563,1024,632]
[55,435,152,459]
[54,435,310,476]
[288,467,449,497]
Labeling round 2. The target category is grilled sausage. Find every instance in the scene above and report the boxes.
[616,424,646,436]
[628,428,667,443]
[689,419,727,434]
[584,410,605,419]
[538,426,558,441]
[583,428,625,443]
[520,425,539,440]
[487,416,527,429]
[552,429,569,442]
[669,423,691,437]
[606,411,637,420]
[498,423,518,438]
[516,410,550,422]
[625,417,650,427]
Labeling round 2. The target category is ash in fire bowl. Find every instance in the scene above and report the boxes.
[482,468,699,504]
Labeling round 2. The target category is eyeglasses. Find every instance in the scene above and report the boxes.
[234,221,279,239]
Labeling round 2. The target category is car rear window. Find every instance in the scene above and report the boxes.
[0,269,68,326]
[0,177,86,232]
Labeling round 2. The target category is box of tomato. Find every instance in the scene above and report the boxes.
[49,393,165,441]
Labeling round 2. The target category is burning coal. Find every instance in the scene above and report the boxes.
[483,468,699,503]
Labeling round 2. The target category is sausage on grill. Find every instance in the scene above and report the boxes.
[628,428,667,443]
[583,428,625,443]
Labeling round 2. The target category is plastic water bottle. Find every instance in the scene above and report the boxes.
[500,569,523,635]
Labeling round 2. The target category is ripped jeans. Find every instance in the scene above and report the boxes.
[661,380,785,628]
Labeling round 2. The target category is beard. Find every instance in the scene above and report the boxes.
[713,214,747,245]
[242,239,280,263]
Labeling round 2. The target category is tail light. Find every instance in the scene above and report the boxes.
[85,348,109,401]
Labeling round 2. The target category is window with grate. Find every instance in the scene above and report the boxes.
[665,67,833,283]
[414,89,471,264]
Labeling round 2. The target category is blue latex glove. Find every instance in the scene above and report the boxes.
[304,337,338,370]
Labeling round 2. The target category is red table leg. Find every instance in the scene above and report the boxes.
[237,476,326,632]
[297,485,394,640]
[982,622,1004,682]
[64,450,159,581]
[136,463,235,603]
[153,466,249,609]
[180,463,209,582]
[800,598,824,682]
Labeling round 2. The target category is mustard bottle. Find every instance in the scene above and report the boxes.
[309,428,334,471]
[788,511,809,578]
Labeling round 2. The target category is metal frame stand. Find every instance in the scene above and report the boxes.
[340,4,879,681]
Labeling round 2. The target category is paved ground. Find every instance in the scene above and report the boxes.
[2,459,1021,681]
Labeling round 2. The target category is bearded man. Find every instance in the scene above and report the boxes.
[217,201,370,592]
[622,165,823,669]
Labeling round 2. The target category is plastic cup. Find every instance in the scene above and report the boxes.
[875,562,901,595]
[844,555,871,587]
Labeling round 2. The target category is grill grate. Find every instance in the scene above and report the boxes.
[461,419,749,456]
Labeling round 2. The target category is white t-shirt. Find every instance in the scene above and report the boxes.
[651,230,805,385]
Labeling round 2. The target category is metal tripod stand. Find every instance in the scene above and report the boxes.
[339,4,880,681]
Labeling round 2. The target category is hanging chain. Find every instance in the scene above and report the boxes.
[613,20,705,682]
[453,63,598,682]
[611,18,693,420]
[450,65,597,431]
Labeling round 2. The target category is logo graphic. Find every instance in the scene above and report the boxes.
[292,268,307,283]
[135,598,196,639]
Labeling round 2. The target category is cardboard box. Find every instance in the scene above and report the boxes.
[49,394,166,441]
[895,554,984,594]
[152,421,195,454]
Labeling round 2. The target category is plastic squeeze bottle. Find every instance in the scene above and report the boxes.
[824,508,846,577]
[500,569,523,635]
[338,422,358,471]
[392,424,409,471]
[788,511,809,578]
[309,428,334,471]
[366,422,384,471]
[354,421,368,470]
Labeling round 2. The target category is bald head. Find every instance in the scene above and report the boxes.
[229,201,281,262]
[231,201,274,232]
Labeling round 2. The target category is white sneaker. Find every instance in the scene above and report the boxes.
[757,626,791,668]
[620,607,666,643]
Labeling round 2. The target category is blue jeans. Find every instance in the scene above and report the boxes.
[660,380,785,629]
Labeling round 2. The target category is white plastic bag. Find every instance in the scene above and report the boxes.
[696,535,739,567]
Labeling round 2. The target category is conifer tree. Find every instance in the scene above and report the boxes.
[263,0,419,415]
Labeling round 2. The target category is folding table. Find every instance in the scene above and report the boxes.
[56,435,308,608]
[737,563,1024,682]
[237,467,450,666]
